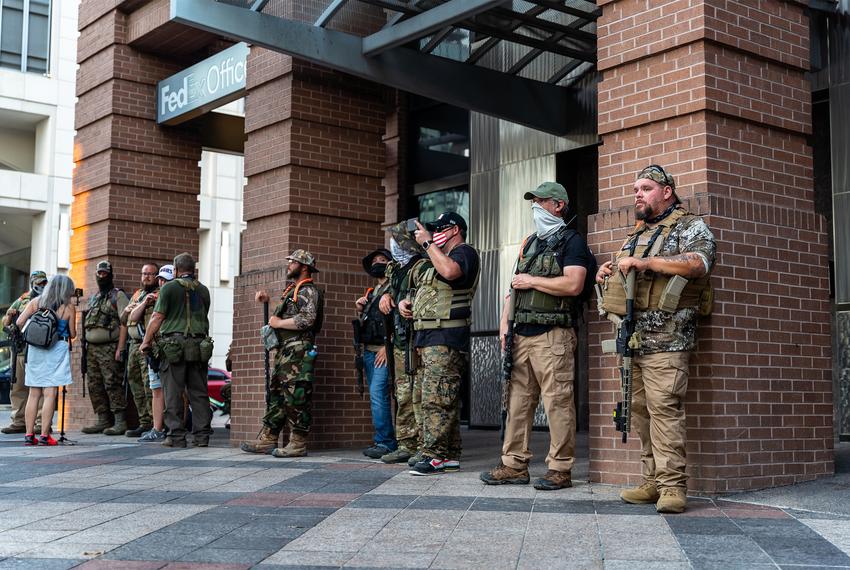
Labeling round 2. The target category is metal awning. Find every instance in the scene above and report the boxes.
[170,0,599,135]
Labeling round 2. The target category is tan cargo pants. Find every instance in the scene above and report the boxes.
[501,326,577,472]
[631,350,691,489]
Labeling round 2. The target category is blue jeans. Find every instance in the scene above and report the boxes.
[364,349,397,451]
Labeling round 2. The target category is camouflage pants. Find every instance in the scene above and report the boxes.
[263,340,315,435]
[419,345,464,460]
[86,341,126,414]
[393,346,422,453]
[127,341,153,427]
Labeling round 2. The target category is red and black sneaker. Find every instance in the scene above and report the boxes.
[24,434,37,446]
[38,435,58,446]
[409,456,447,476]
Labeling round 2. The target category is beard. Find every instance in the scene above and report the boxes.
[287,264,302,279]
[634,203,654,221]
[143,282,157,293]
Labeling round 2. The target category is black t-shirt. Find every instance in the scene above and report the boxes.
[414,243,480,351]
[515,231,595,337]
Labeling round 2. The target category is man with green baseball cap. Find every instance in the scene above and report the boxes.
[1,270,49,434]
[482,181,596,491]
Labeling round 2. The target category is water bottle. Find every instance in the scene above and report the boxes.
[302,345,318,375]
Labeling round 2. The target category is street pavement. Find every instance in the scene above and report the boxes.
[0,414,848,569]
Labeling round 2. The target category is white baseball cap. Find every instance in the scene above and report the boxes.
[157,264,174,281]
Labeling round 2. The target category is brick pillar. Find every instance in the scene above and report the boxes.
[230,49,387,449]
[69,5,202,429]
[589,0,833,492]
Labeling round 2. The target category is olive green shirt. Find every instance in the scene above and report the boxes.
[154,278,211,336]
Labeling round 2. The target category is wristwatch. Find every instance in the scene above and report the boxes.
[422,240,431,250]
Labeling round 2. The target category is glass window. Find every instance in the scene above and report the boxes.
[0,0,51,74]
[417,187,469,227]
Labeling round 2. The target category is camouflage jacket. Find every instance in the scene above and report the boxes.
[274,280,320,336]
[632,214,716,354]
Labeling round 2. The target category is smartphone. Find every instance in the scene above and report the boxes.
[405,218,419,232]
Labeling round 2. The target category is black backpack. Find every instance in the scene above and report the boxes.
[22,308,60,348]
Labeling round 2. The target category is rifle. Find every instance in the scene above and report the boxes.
[351,319,365,397]
[121,344,130,403]
[383,313,397,416]
[613,270,639,443]
[500,287,517,441]
[80,310,88,398]
[263,301,271,409]
[6,324,22,385]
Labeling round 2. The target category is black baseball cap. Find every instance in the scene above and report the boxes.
[425,212,467,233]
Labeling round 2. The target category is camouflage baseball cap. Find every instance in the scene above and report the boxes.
[29,270,47,285]
[523,181,569,204]
[386,221,423,256]
[636,165,680,203]
[95,260,113,274]
[286,249,319,273]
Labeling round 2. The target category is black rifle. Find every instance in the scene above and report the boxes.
[613,270,638,443]
[121,344,130,403]
[80,310,88,398]
[383,313,397,416]
[500,288,517,441]
[6,324,22,385]
[263,301,271,408]
[351,319,365,397]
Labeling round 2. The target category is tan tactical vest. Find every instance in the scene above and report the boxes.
[273,279,319,343]
[411,254,479,331]
[600,208,712,316]
[85,290,121,342]
[515,232,578,327]
[127,289,154,341]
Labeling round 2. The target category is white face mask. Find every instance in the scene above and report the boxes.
[532,202,566,239]
[390,238,414,266]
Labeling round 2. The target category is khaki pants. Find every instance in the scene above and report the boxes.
[8,355,43,428]
[502,327,577,472]
[631,351,690,489]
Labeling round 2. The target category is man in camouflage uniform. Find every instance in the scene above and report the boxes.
[140,253,212,448]
[82,261,130,435]
[377,223,424,464]
[117,263,159,437]
[596,165,716,513]
[241,249,324,458]
[399,213,480,475]
[1,271,48,434]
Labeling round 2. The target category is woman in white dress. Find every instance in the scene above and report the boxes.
[16,274,76,446]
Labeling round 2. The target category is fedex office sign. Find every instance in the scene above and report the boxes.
[157,43,249,125]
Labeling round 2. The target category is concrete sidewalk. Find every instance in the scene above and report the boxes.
[0,423,848,569]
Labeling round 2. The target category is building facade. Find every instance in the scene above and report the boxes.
[66,0,846,493]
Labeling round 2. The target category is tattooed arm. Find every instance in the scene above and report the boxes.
[617,252,709,279]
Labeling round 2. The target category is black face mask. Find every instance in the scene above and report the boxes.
[96,275,114,293]
[367,263,387,278]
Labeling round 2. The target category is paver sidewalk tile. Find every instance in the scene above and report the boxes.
[0,558,83,569]
[176,547,274,564]
[260,549,356,566]
[675,535,773,565]
[73,560,168,569]
[344,550,436,568]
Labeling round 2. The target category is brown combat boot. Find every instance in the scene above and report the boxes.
[533,470,572,491]
[271,431,308,458]
[656,487,687,514]
[81,412,112,434]
[103,412,127,436]
[479,462,530,485]
[240,427,279,454]
[620,480,661,504]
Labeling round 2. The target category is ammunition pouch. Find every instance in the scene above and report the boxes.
[261,324,279,352]
[514,312,573,327]
[157,337,184,364]
[601,272,710,316]
[199,337,214,363]
[183,337,201,362]
[413,318,470,331]
[515,288,576,327]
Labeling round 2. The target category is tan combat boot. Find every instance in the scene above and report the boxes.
[656,487,687,514]
[620,480,660,504]
[479,462,530,485]
[271,431,308,458]
[103,412,127,436]
[240,427,279,454]
[81,412,112,434]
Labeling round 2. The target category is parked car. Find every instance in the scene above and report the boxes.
[208,367,231,403]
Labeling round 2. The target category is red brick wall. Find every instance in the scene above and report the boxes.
[68,3,202,429]
[230,50,389,450]
[590,0,832,492]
